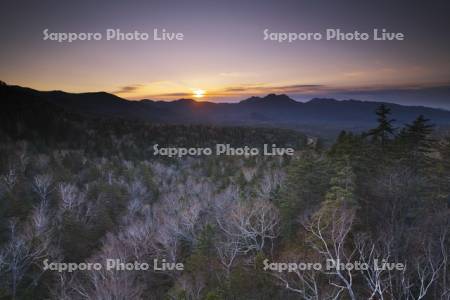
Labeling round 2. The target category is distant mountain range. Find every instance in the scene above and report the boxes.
[2,83,450,137]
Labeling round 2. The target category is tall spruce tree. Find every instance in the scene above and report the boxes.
[403,115,434,151]
[367,104,395,146]
[399,115,435,168]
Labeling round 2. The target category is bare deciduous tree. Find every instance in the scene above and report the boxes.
[355,234,393,300]
[399,230,448,300]
[1,167,17,193]
[32,174,53,205]
[303,208,357,300]
[217,200,280,254]
[215,234,242,277]
[269,251,324,300]
[0,220,49,299]
[59,183,79,210]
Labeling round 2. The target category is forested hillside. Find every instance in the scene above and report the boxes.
[0,95,449,299]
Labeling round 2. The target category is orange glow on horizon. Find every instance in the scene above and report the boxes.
[193,89,206,98]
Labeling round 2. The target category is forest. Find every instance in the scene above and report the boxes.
[0,93,449,299]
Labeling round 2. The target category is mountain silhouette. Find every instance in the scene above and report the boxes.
[2,83,450,137]
[240,94,298,106]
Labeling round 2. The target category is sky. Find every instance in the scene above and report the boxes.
[1,0,450,108]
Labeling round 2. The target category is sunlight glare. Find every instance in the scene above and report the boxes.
[193,89,206,98]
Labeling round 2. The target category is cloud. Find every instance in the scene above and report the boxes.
[155,92,192,97]
[224,83,267,92]
[113,84,143,94]
[273,84,325,93]
[222,83,326,94]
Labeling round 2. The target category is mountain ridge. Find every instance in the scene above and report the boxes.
[2,83,450,137]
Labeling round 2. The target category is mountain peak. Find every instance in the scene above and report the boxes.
[173,98,196,103]
[240,93,297,105]
[307,98,339,104]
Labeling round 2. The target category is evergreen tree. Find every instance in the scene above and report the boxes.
[367,104,395,146]
[277,151,332,239]
[329,130,364,162]
[318,157,358,218]
[399,115,435,168]
[403,115,434,150]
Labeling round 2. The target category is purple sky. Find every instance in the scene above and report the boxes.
[1,0,450,108]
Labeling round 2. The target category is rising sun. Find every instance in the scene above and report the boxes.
[193,89,206,98]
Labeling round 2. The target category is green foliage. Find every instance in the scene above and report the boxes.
[277,151,332,239]
[321,158,357,211]
[196,224,216,257]
[204,291,224,300]
[60,214,102,262]
[397,115,435,168]
[226,253,278,299]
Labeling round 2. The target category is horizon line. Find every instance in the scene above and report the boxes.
[2,81,450,112]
